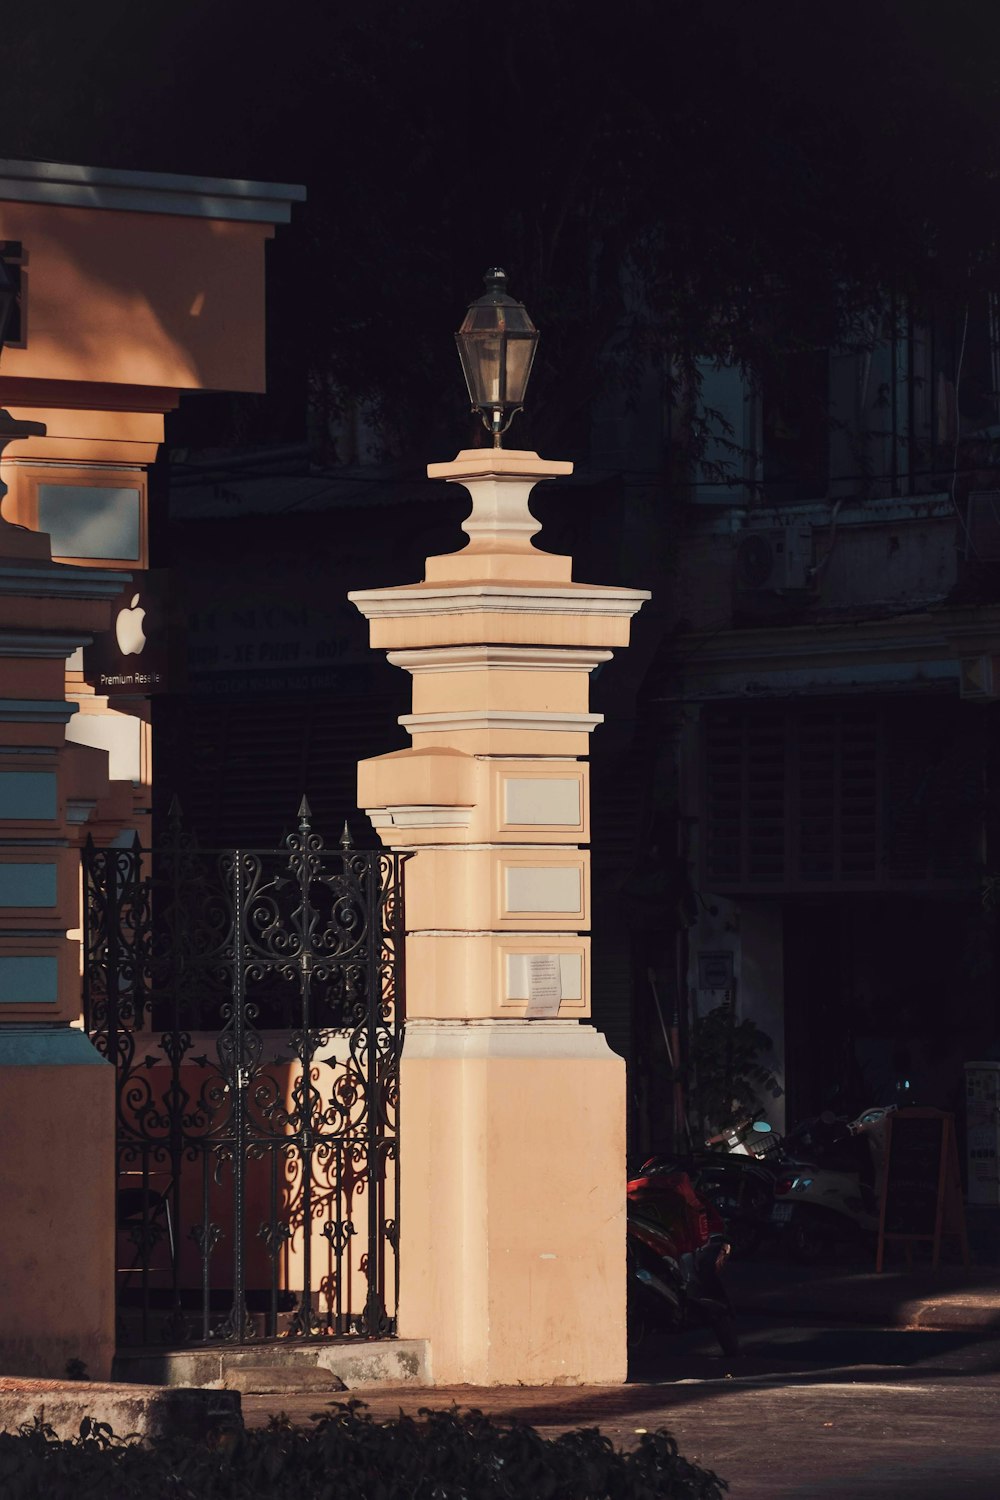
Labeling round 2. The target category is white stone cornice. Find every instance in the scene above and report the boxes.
[426,450,573,483]
[349,582,650,619]
[401,1019,617,1058]
[367,806,474,829]
[386,645,613,674]
[400,710,604,736]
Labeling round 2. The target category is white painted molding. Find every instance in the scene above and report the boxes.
[401,1019,620,1057]
[386,645,613,674]
[413,928,580,937]
[461,478,543,548]
[478,755,579,762]
[386,843,579,852]
[400,710,604,736]
[349,583,650,620]
[426,450,573,483]
[366,806,474,829]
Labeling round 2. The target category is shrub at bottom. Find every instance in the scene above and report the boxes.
[0,1400,727,1500]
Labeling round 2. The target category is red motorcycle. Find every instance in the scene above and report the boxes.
[627,1161,739,1356]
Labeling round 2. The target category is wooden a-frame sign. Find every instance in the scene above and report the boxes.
[876,1108,969,1271]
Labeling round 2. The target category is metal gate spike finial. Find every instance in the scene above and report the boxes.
[340,820,353,849]
[167,793,183,823]
[297,795,312,833]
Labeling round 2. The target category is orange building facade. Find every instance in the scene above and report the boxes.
[0,159,303,1378]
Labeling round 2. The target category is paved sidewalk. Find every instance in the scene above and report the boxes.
[240,1375,1000,1499]
[726,1256,1000,1331]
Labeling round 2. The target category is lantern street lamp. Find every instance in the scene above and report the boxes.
[455,268,539,447]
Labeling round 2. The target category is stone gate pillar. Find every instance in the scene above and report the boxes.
[350,448,648,1385]
[0,452,128,1379]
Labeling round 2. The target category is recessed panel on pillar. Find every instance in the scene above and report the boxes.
[0,940,76,1019]
[0,851,73,928]
[0,768,56,828]
[404,847,590,931]
[0,954,59,1005]
[493,762,588,841]
[0,861,56,906]
[0,767,58,823]
[499,938,589,1017]
[497,851,589,929]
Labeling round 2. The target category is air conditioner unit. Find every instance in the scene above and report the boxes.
[735,526,813,592]
[966,492,1000,562]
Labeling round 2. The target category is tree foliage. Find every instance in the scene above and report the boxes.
[2,1,1000,458]
[689,1003,781,1135]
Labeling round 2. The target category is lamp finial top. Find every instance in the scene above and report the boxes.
[484,267,508,299]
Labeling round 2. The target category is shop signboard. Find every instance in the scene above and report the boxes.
[83,570,175,695]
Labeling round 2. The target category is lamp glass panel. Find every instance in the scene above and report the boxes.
[503,338,537,404]
[500,305,534,334]
[459,336,503,406]
[467,305,504,332]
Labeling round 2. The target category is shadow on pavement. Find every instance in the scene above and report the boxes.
[629,1319,1000,1383]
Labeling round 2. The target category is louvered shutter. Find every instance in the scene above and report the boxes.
[702,700,980,893]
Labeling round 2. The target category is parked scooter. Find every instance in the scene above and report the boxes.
[694,1117,782,1259]
[627,1161,739,1356]
[644,1117,779,1261]
[769,1106,895,1263]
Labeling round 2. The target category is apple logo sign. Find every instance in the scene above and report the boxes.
[115,593,147,656]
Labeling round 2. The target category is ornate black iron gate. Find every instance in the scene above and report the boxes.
[83,801,403,1349]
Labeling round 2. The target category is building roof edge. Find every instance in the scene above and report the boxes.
[0,158,306,224]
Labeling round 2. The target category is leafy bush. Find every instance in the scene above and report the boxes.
[689,1002,781,1135]
[0,1401,727,1500]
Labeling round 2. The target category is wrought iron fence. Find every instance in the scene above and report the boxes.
[83,800,403,1348]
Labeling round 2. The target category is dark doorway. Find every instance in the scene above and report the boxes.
[782,893,996,1126]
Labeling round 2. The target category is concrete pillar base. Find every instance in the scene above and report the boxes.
[397,1020,626,1386]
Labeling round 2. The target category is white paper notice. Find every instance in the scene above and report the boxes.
[526,953,562,1017]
